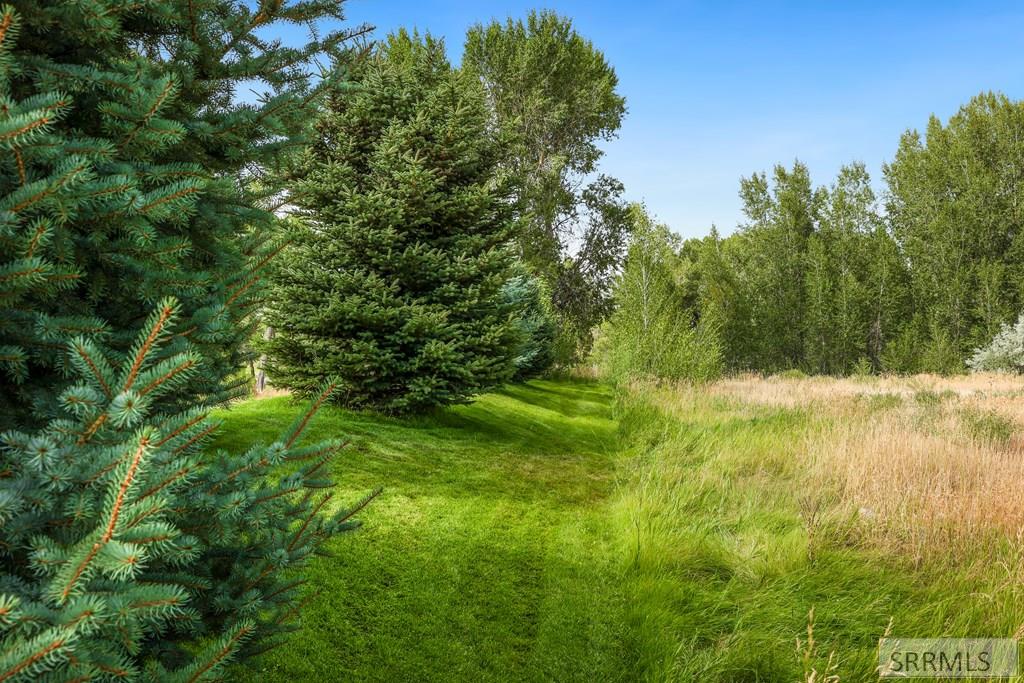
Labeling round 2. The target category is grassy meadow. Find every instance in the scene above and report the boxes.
[217,374,1024,682]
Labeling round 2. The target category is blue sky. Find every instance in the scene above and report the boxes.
[302,1,1024,237]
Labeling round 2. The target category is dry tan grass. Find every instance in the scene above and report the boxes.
[701,372,1024,562]
[251,385,291,400]
[811,410,1024,561]
[709,372,1024,408]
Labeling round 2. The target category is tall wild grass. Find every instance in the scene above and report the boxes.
[613,372,1024,681]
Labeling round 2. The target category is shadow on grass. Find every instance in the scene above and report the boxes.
[212,378,620,508]
[215,378,632,682]
[275,505,630,683]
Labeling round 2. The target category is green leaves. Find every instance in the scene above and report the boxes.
[502,272,556,379]
[463,11,629,362]
[599,206,722,383]
[886,93,1024,371]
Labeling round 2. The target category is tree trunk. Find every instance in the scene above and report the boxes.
[255,326,274,394]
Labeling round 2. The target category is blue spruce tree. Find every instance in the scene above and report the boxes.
[263,31,521,412]
[0,2,376,679]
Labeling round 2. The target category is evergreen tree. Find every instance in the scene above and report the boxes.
[264,32,520,413]
[502,270,557,380]
[0,1,375,679]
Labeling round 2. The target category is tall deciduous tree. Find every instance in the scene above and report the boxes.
[464,11,630,362]
[685,162,906,374]
[886,92,1024,372]
[689,227,757,369]
[263,31,520,413]
[735,161,821,370]
[0,1,376,679]
[803,163,894,374]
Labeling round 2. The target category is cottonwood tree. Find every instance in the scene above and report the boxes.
[886,92,1024,372]
[685,162,907,374]
[0,1,376,679]
[464,11,630,362]
[735,161,821,370]
[803,163,897,374]
[610,93,1024,378]
[598,206,721,382]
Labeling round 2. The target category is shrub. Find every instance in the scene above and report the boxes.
[503,272,557,380]
[774,369,809,380]
[920,324,964,375]
[962,408,1014,447]
[969,312,1024,373]
[598,207,722,383]
[914,389,955,406]
[881,325,921,375]
[865,393,902,411]
[850,356,874,377]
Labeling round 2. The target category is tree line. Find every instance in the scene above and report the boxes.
[601,92,1024,380]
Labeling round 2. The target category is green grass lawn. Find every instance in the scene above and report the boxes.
[215,378,1024,682]
[214,379,636,682]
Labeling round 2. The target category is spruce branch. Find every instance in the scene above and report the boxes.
[285,492,333,552]
[57,433,152,603]
[282,379,338,448]
[120,298,179,393]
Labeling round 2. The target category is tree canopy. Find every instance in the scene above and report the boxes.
[464,10,630,362]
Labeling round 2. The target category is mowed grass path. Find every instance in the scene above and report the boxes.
[213,379,636,682]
